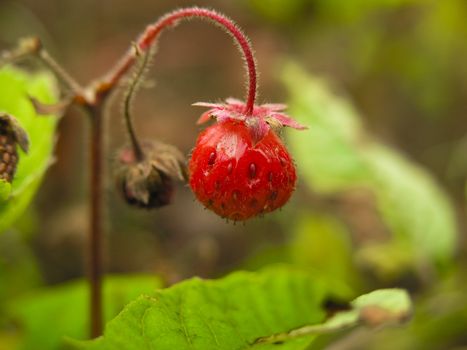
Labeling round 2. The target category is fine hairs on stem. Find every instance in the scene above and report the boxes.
[122,44,154,162]
[103,7,258,114]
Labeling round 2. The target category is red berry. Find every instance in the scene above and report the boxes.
[189,99,306,221]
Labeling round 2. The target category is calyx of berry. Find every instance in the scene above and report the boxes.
[194,98,306,143]
[115,140,187,209]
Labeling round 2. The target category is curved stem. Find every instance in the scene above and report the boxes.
[100,7,257,115]
[122,46,151,162]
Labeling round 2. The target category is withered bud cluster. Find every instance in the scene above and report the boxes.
[0,113,29,183]
[115,140,187,209]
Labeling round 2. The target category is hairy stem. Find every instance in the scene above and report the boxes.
[122,46,152,161]
[100,7,257,114]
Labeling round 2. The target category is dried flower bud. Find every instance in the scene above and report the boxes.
[115,140,187,209]
[0,113,29,183]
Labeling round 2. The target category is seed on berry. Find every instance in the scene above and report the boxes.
[249,163,256,178]
[268,171,273,182]
[269,191,278,201]
[250,199,258,208]
[208,151,216,165]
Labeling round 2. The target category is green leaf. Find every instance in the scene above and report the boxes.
[8,275,162,350]
[75,270,411,350]
[257,288,411,344]
[76,269,329,350]
[0,66,59,233]
[282,62,457,268]
[358,271,467,349]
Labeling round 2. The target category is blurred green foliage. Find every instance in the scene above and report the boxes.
[243,213,359,298]
[290,214,360,293]
[249,0,423,23]
[3,276,162,350]
[283,63,457,272]
[0,232,42,308]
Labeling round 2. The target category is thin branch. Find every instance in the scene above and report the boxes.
[1,37,86,103]
[37,48,85,98]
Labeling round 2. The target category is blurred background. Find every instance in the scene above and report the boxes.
[0,0,466,349]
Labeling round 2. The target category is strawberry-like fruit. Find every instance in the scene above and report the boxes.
[189,98,306,221]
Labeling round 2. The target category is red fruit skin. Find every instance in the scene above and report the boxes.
[189,120,296,221]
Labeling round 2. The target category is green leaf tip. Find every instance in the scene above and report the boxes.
[256,288,412,345]
[352,288,412,326]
